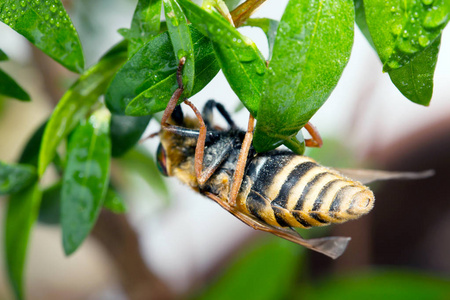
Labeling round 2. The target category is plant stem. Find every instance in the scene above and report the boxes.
[231,0,267,27]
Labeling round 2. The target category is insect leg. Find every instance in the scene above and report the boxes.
[184,100,226,185]
[158,57,205,138]
[160,57,186,127]
[203,100,236,129]
[304,122,323,148]
[204,192,350,259]
[229,114,255,207]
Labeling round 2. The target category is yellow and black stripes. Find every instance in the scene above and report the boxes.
[240,152,375,228]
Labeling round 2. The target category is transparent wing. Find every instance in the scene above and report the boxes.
[204,192,350,259]
[335,168,435,184]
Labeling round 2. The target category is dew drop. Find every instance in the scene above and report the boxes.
[44,14,50,21]
[50,4,57,12]
[4,17,10,24]
[402,30,409,38]
[398,39,419,54]
[390,6,396,12]
[11,3,17,10]
[387,60,400,69]
[422,0,433,5]
[423,6,448,28]
[418,35,430,47]
[237,49,256,62]
[391,23,402,35]
[20,0,26,7]
[255,62,266,75]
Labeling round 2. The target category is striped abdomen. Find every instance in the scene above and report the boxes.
[236,151,375,228]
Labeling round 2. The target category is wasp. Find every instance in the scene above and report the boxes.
[153,58,430,259]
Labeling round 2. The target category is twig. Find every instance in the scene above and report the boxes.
[231,0,267,27]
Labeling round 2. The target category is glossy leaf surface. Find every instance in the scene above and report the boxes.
[107,26,219,116]
[39,181,61,225]
[5,183,41,300]
[178,0,266,116]
[61,110,111,255]
[118,0,162,58]
[253,0,354,152]
[364,0,449,71]
[38,47,127,176]
[0,0,84,73]
[0,161,36,195]
[163,0,195,94]
[389,35,441,106]
[103,188,127,213]
[242,18,279,60]
[19,121,47,166]
[110,114,151,157]
[0,68,30,101]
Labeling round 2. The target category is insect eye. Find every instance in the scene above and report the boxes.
[156,144,169,177]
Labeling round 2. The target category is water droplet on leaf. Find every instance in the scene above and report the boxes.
[391,23,403,35]
[418,35,430,47]
[423,6,448,28]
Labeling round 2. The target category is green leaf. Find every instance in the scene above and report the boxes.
[177,0,247,48]
[111,114,151,157]
[300,270,450,300]
[0,49,8,61]
[177,0,266,116]
[106,26,219,116]
[103,188,127,213]
[354,0,375,48]
[253,0,354,153]
[0,0,84,73]
[61,109,111,255]
[196,239,303,300]
[389,35,441,106]
[5,183,42,300]
[118,0,162,58]
[39,181,61,225]
[163,0,195,94]
[0,68,30,101]
[242,18,279,60]
[0,161,36,195]
[364,0,449,71]
[19,120,47,166]
[38,45,127,177]
[212,42,265,117]
[119,147,169,201]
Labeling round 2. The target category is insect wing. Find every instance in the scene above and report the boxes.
[204,192,350,259]
[335,168,435,184]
